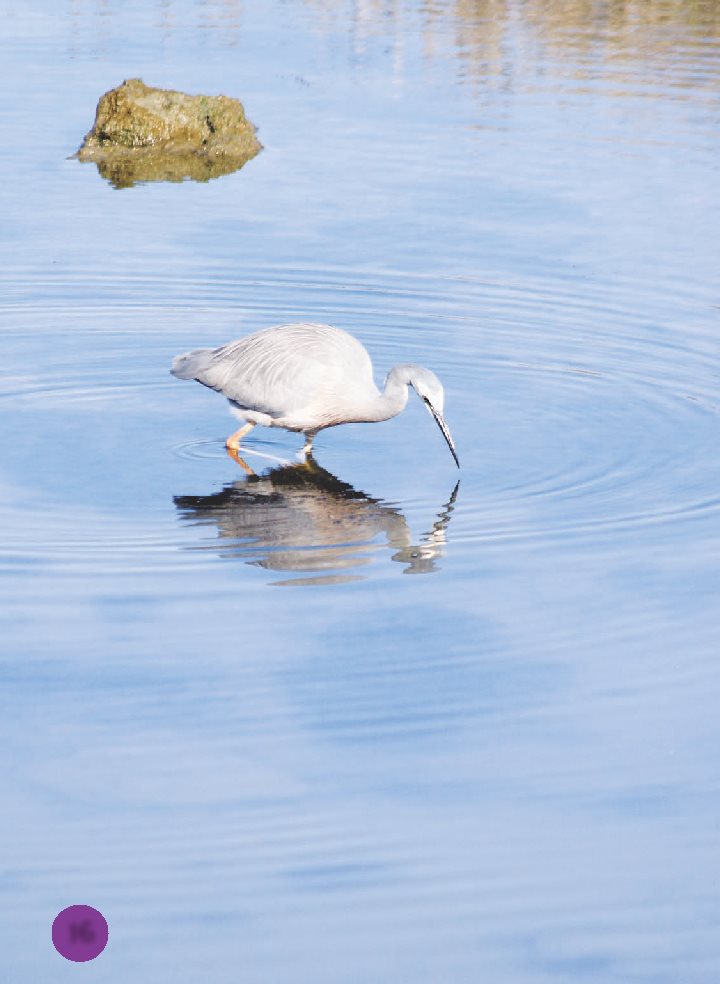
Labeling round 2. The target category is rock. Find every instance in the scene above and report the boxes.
[74,78,262,188]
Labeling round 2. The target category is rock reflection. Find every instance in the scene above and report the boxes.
[174,454,459,585]
[85,149,257,190]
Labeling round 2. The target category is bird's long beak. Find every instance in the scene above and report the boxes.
[430,405,460,468]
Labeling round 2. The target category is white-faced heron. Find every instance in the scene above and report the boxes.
[171,322,459,466]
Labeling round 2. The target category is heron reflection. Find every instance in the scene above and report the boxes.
[174,452,459,585]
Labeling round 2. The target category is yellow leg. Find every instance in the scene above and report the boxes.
[303,430,317,456]
[225,422,255,452]
[225,446,255,476]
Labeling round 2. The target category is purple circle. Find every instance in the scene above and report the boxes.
[52,905,108,962]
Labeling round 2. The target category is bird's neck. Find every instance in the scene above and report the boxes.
[371,365,414,422]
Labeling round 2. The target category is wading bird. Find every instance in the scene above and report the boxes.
[171,322,459,466]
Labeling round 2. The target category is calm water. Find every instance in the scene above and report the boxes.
[1,1,720,980]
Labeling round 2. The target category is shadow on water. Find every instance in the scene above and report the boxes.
[173,453,459,585]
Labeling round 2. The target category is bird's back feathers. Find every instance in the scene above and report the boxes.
[171,323,377,421]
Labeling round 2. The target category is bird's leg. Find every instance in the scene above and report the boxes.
[225,446,256,476]
[225,422,255,452]
[302,430,318,456]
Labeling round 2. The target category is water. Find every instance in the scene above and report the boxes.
[1,1,719,980]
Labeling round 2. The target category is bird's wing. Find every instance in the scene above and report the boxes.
[193,323,375,417]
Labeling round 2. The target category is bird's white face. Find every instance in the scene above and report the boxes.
[408,367,459,467]
[412,368,445,415]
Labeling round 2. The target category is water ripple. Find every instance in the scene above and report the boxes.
[2,264,719,576]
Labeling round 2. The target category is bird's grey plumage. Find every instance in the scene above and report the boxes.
[171,322,459,465]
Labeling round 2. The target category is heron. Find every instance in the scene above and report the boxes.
[171,322,459,466]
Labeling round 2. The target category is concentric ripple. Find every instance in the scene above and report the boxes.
[2,263,719,581]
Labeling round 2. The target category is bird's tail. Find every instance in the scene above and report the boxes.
[170,348,215,381]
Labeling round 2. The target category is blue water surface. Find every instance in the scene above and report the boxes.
[1,2,719,981]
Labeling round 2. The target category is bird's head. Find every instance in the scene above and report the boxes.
[406,366,459,468]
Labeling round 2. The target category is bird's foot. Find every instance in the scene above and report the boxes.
[302,430,318,457]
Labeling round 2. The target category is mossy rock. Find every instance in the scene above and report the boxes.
[75,78,262,187]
